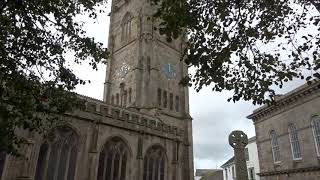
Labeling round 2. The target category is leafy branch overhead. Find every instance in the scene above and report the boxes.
[0,0,108,154]
[152,0,320,105]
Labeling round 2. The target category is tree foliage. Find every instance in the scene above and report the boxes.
[0,0,107,154]
[152,0,320,105]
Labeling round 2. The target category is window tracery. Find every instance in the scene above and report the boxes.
[270,130,281,163]
[35,127,79,180]
[311,116,320,156]
[121,13,133,42]
[143,146,166,180]
[288,124,301,159]
[97,137,129,180]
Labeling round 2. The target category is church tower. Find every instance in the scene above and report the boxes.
[103,1,194,179]
[103,0,190,119]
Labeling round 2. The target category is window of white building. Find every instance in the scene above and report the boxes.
[311,116,320,156]
[231,166,235,179]
[248,167,255,180]
[270,130,281,163]
[288,124,302,160]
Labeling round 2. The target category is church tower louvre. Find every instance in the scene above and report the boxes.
[0,1,194,180]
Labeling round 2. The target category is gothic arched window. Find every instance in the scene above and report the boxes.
[288,124,301,159]
[270,130,281,163]
[35,127,79,180]
[311,115,320,156]
[121,13,133,42]
[0,152,6,179]
[143,146,166,180]
[97,137,130,180]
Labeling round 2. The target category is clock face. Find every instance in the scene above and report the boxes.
[117,63,130,78]
[161,63,176,79]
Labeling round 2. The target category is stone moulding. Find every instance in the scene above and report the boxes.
[72,94,184,140]
[258,166,320,176]
[247,82,320,122]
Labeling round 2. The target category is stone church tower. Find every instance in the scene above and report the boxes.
[0,0,194,180]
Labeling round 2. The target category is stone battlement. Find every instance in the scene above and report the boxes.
[75,95,184,139]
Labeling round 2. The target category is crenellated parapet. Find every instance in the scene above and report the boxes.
[72,95,184,140]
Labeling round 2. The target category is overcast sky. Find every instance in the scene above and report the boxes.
[72,3,305,170]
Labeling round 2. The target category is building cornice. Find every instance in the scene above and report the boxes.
[247,81,320,123]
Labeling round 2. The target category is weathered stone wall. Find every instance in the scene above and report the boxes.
[248,83,320,180]
[1,96,192,180]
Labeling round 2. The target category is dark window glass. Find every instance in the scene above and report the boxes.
[120,154,127,180]
[124,90,127,107]
[163,91,167,108]
[35,144,48,180]
[67,146,78,180]
[47,143,60,180]
[129,88,132,103]
[113,153,120,180]
[169,93,173,110]
[175,96,179,112]
[116,93,119,106]
[97,152,105,180]
[0,152,6,179]
[143,158,148,180]
[245,148,249,161]
[57,144,69,180]
[105,152,113,180]
[157,89,161,107]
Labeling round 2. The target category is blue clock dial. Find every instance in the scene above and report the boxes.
[161,63,176,79]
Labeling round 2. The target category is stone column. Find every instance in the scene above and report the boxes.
[228,130,249,180]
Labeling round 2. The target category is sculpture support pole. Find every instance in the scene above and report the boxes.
[229,130,249,180]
